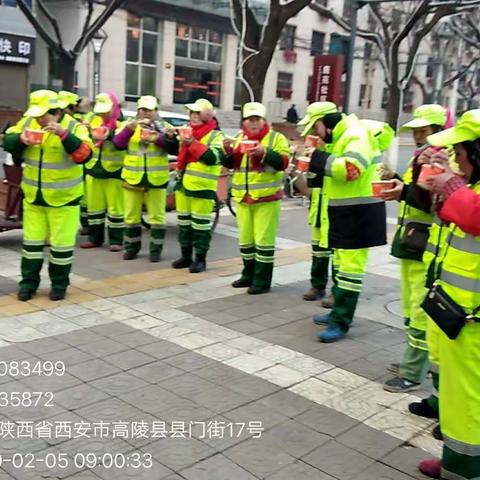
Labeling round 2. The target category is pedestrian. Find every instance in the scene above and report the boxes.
[381,105,449,393]
[223,102,290,294]
[171,98,225,273]
[3,90,93,301]
[417,109,480,480]
[286,104,299,123]
[113,95,178,262]
[299,102,387,342]
[80,92,125,252]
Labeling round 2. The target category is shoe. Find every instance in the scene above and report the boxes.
[383,377,421,393]
[387,362,400,375]
[150,253,161,263]
[189,254,206,273]
[313,313,330,325]
[432,424,443,441]
[109,244,122,252]
[318,325,346,343]
[409,399,439,419]
[247,285,270,295]
[172,247,193,269]
[80,241,102,249]
[303,287,326,301]
[123,251,137,260]
[232,278,252,288]
[17,289,34,302]
[418,458,441,478]
[321,294,334,309]
[79,226,90,236]
[49,289,66,301]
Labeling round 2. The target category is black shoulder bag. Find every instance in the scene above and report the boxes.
[398,203,430,253]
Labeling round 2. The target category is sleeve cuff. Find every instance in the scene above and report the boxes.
[443,176,467,199]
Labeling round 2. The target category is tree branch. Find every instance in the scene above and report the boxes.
[36,0,64,48]
[280,0,312,24]
[444,56,480,86]
[230,0,261,50]
[75,0,95,54]
[411,74,431,103]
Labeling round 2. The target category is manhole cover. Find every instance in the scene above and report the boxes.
[385,299,403,318]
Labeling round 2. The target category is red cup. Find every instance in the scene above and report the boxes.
[25,129,44,144]
[91,126,109,141]
[140,127,156,142]
[417,164,445,190]
[305,135,319,148]
[178,126,193,141]
[239,140,259,154]
[296,156,311,172]
[372,180,395,197]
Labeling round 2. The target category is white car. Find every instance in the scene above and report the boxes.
[122,109,189,127]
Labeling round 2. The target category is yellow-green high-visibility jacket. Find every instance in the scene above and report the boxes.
[6,114,92,207]
[121,124,169,187]
[182,130,224,193]
[319,114,386,249]
[437,182,480,314]
[85,115,124,178]
[231,130,290,201]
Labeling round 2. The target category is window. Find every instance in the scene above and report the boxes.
[307,75,312,100]
[381,88,389,109]
[125,13,158,100]
[276,72,293,99]
[358,84,367,107]
[329,34,350,73]
[173,66,221,107]
[279,25,296,50]
[426,57,435,79]
[403,90,414,113]
[0,0,32,6]
[175,24,223,63]
[364,43,373,61]
[342,0,352,19]
[311,31,325,56]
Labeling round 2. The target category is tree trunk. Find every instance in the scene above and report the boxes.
[386,85,401,130]
[241,56,270,104]
[59,55,76,91]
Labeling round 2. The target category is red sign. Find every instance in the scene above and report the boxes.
[309,55,344,105]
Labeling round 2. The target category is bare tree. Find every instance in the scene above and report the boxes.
[311,0,480,129]
[230,0,312,104]
[17,0,126,89]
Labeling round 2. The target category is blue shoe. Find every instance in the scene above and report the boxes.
[313,313,330,325]
[318,325,346,343]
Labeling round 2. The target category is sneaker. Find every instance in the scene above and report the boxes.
[123,252,137,260]
[432,424,443,441]
[321,294,334,309]
[318,325,346,343]
[303,287,326,301]
[149,253,161,263]
[247,285,270,295]
[80,241,102,249]
[17,289,34,302]
[232,278,252,288]
[49,289,66,301]
[409,399,439,419]
[313,313,330,325]
[109,244,122,252]
[383,377,421,393]
[387,362,400,375]
[418,458,441,479]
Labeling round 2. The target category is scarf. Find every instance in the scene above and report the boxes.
[177,119,218,171]
[101,92,121,131]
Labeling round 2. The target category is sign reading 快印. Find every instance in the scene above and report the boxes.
[0,33,35,65]
[309,55,344,106]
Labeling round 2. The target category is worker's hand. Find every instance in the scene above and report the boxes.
[378,163,396,180]
[44,123,66,137]
[380,178,404,201]
[429,149,450,168]
[20,131,34,145]
[247,144,264,159]
[182,135,195,146]
[164,127,176,139]
[125,119,138,131]
[427,166,456,195]
[223,137,234,150]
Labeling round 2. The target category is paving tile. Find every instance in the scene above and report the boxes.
[223,353,276,374]
[129,360,184,384]
[69,358,121,382]
[103,349,156,370]
[52,383,110,410]
[224,400,289,430]
[227,374,281,400]
[90,371,149,396]
[93,458,173,480]
[355,462,419,479]
[196,343,244,362]
[0,345,32,361]
[302,440,374,479]
[56,329,106,347]
[225,319,267,334]
[289,377,344,405]
[136,340,188,360]
[381,445,434,478]
[180,453,258,480]
[114,330,159,348]
[77,338,129,357]
[193,363,252,386]
[258,390,315,419]
[282,354,333,376]
[266,461,336,480]
[159,373,217,399]
[257,364,309,388]
[90,322,138,337]
[173,332,219,350]
[295,405,359,437]
[17,336,68,355]
[120,385,182,416]
[74,397,146,424]
[64,472,101,479]
[22,371,82,392]
[164,351,219,372]
[38,347,93,366]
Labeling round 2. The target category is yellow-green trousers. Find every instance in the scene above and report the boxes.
[310,225,331,291]
[124,186,166,256]
[398,259,430,383]
[21,201,79,292]
[86,175,124,246]
[175,189,215,255]
[439,324,480,479]
[329,248,368,331]
[236,200,281,290]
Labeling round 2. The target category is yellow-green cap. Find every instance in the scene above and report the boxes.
[25,90,60,118]
[137,95,158,111]
[362,119,395,152]
[427,109,480,146]
[185,98,214,112]
[400,104,446,130]
[93,93,114,114]
[58,90,79,110]
[297,101,338,136]
[242,102,266,119]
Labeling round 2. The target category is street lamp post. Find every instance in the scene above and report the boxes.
[91,29,108,98]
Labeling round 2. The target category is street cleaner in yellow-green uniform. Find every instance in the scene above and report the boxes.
[417,109,480,480]
[223,102,290,294]
[113,95,178,262]
[299,102,387,342]
[171,99,225,273]
[380,105,451,393]
[80,92,125,251]
[3,90,93,301]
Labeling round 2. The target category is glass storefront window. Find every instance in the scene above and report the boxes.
[175,39,188,58]
[126,30,139,62]
[142,17,158,33]
[174,65,221,107]
[208,45,222,63]
[126,64,139,98]
[190,42,206,61]
[209,30,222,44]
[176,24,189,39]
[192,27,207,41]
[175,25,223,64]
[142,33,157,64]
[142,66,156,94]
[127,12,140,29]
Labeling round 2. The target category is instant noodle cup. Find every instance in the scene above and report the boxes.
[25,129,44,144]
[239,140,259,154]
[371,180,395,197]
[304,135,319,148]
[91,126,109,141]
[178,125,193,141]
[417,163,445,190]
[296,156,311,173]
[140,127,156,142]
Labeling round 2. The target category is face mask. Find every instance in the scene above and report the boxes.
[323,132,333,144]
